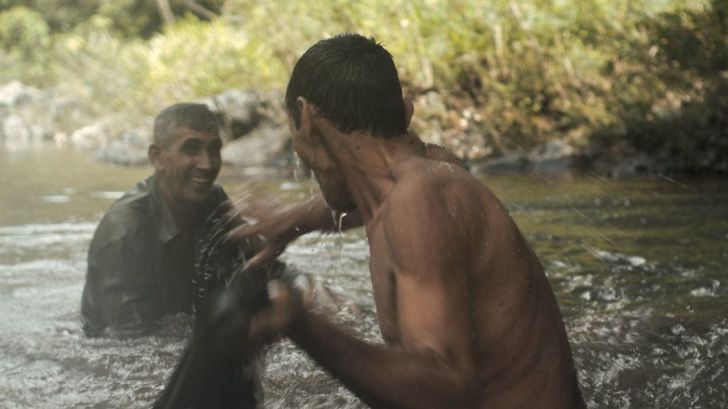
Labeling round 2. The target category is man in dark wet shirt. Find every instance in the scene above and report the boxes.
[81,102,234,337]
[81,103,273,408]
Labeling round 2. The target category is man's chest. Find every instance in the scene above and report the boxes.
[155,234,199,313]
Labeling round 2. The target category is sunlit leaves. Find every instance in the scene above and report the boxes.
[2,0,725,172]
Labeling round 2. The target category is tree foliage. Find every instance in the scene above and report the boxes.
[1,0,725,173]
[0,6,50,82]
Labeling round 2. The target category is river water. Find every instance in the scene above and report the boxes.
[0,147,726,408]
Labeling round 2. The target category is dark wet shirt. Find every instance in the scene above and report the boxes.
[80,174,230,337]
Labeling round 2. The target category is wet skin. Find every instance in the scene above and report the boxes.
[365,158,584,408]
[245,99,586,409]
[148,127,222,222]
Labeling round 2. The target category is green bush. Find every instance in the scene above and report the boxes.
[0,6,50,83]
[133,16,286,111]
[3,0,726,172]
[219,0,723,161]
[596,0,728,173]
[0,0,166,37]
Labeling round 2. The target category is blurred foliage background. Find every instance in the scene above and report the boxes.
[0,0,725,173]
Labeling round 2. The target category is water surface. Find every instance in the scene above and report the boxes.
[0,147,726,408]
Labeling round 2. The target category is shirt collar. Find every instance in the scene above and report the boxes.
[149,173,180,244]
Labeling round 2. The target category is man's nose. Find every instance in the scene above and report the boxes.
[196,152,213,170]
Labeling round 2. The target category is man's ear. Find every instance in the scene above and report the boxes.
[296,96,315,141]
[148,144,163,171]
[404,98,414,129]
[287,112,297,136]
[293,96,339,170]
[289,97,317,155]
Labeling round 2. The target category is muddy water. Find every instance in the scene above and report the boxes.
[1,147,726,408]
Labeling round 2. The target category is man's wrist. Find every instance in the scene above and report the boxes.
[286,196,329,236]
[288,303,313,341]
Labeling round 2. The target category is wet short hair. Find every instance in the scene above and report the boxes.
[153,103,220,148]
[285,33,406,138]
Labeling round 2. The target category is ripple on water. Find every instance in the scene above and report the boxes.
[89,191,125,200]
[0,222,96,262]
[40,195,71,204]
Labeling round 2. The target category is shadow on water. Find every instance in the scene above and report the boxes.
[0,148,726,408]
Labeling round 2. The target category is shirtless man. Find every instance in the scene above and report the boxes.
[237,34,586,409]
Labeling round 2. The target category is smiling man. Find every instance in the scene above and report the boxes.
[81,103,268,407]
[81,102,233,336]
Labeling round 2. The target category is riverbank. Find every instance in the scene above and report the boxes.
[3,2,726,176]
[1,80,713,178]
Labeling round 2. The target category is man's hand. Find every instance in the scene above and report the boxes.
[226,217,292,273]
[224,184,305,272]
[246,280,304,347]
[224,183,365,273]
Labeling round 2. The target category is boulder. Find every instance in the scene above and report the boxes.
[202,89,269,140]
[94,128,150,166]
[1,114,50,150]
[472,140,576,175]
[528,140,575,174]
[2,114,32,148]
[0,81,51,149]
[69,121,113,151]
[471,151,530,174]
[587,152,656,177]
[0,81,44,109]
[221,125,291,168]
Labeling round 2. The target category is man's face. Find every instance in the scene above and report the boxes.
[288,114,357,213]
[312,168,357,213]
[152,127,222,205]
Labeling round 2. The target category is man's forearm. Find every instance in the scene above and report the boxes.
[288,195,363,236]
[288,310,472,409]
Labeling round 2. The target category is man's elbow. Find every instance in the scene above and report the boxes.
[439,370,480,409]
[413,350,480,409]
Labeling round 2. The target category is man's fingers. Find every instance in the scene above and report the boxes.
[267,280,291,301]
[247,280,294,343]
[224,222,261,244]
[223,206,242,222]
[241,249,274,273]
[247,305,278,343]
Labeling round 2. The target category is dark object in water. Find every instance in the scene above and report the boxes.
[153,273,269,409]
[154,206,273,409]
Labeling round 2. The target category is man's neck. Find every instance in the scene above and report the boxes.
[321,129,423,221]
[159,185,200,233]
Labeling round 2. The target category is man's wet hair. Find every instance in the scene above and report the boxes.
[285,33,407,138]
[153,103,221,148]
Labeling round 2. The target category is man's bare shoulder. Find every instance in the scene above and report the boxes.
[422,143,469,170]
[381,159,473,223]
[385,158,512,233]
[392,158,488,203]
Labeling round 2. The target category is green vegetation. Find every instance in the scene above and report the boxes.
[1,0,725,173]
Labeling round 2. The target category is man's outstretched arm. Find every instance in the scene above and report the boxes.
[226,193,361,272]
[253,273,477,409]
[248,196,479,408]
[289,309,475,409]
